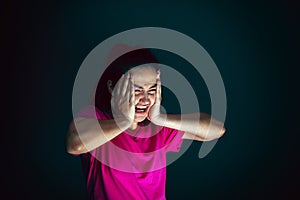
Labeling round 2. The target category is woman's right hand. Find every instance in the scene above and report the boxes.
[111,73,135,128]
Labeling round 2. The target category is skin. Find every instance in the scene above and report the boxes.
[65,65,226,155]
[127,66,157,128]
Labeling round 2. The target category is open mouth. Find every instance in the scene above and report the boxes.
[135,106,148,114]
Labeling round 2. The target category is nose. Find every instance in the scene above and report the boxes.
[140,93,150,105]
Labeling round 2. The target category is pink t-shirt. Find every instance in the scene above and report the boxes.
[75,106,184,200]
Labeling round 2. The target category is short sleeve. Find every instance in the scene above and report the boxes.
[163,127,185,152]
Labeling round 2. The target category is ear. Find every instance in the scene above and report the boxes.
[107,80,113,94]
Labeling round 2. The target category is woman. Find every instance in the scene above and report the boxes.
[65,48,225,200]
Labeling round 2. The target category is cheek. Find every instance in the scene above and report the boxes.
[134,94,156,105]
[149,95,156,105]
[134,96,140,105]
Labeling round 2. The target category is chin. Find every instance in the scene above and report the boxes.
[134,117,147,123]
[134,114,148,123]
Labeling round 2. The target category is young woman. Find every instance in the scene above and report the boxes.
[65,48,226,200]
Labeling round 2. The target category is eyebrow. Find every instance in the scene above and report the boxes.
[134,84,157,89]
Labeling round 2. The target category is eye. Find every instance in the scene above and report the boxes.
[135,90,142,95]
[148,90,156,95]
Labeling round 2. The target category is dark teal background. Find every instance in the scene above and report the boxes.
[4,0,299,199]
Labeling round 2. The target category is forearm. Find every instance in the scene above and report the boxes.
[66,117,130,154]
[155,113,225,140]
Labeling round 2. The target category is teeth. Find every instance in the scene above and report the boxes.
[136,106,147,109]
[135,106,147,113]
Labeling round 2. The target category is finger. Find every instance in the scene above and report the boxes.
[129,75,135,107]
[156,70,162,104]
[157,69,160,79]
[115,74,124,95]
[126,74,131,102]
[122,73,130,96]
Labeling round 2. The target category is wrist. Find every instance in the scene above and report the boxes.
[151,113,167,126]
[113,117,133,131]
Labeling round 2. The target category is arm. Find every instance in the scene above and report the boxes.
[65,73,135,155]
[148,70,225,141]
[65,117,131,155]
[153,112,226,141]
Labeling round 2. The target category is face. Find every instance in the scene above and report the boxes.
[129,66,157,122]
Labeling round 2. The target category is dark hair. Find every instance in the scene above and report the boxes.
[94,46,159,114]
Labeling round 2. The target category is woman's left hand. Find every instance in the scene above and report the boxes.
[147,70,164,125]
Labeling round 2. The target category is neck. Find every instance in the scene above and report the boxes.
[129,122,138,130]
